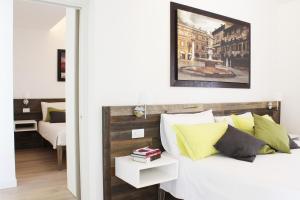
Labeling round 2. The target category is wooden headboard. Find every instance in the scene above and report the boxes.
[14,98,65,121]
[102,101,281,200]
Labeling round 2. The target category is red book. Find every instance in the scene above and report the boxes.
[133,147,161,156]
[132,151,161,158]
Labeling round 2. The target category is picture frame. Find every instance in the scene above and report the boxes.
[170,2,251,88]
[57,49,66,82]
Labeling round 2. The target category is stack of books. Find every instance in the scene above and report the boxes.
[131,147,161,163]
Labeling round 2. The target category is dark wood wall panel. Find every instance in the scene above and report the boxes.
[111,176,158,200]
[111,127,160,141]
[103,101,281,200]
[14,98,65,149]
[14,131,45,149]
[14,98,65,121]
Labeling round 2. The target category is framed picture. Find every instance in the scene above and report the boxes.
[170,2,251,88]
[57,49,66,82]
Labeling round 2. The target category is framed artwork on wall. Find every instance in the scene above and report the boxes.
[170,2,251,88]
[57,49,66,82]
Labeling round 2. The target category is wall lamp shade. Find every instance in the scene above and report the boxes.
[134,105,146,118]
[23,99,29,106]
[134,93,152,119]
[268,102,273,110]
[23,93,30,107]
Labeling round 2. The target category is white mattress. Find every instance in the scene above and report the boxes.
[38,121,66,149]
[161,142,300,200]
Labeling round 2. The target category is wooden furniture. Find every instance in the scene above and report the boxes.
[115,154,178,189]
[14,98,66,169]
[102,101,280,200]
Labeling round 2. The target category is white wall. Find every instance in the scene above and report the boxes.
[13,18,66,98]
[275,1,300,135]
[0,0,17,189]
[3,0,300,198]
[86,0,281,199]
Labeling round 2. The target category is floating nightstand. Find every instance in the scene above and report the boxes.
[14,120,37,132]
[115,152,178,189]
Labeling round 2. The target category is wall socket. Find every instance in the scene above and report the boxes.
[23,108,30,113]
[132,129,144,139]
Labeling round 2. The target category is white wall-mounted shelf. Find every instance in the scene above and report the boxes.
[115,153,178,188]
[14,120,37,132]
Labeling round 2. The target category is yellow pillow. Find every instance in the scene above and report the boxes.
[231,114,254,135]
[172,122,228,160]
[262,114,275,122]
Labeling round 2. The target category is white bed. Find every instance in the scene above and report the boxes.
[161,141,300,200]
[38,121,66,149]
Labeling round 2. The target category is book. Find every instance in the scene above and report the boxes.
[133,147,161,156]
[131,154,161,163]
[131,151,161,158]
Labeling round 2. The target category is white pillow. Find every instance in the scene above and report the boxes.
[160,110,214,155]
[214,112,253,126]
[41,102,65,121]
[214,116,234,126]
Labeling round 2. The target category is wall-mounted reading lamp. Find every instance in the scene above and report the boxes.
[134,105,146,119]
[22,93,30,113]
[133,93,151,119]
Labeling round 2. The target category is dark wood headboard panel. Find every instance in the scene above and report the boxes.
[14,98,65,121]
[102,101,281,200]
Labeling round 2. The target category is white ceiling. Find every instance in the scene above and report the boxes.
[14,0,65,30]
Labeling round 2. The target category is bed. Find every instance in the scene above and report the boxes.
[13,99,66,170]
[161,142,300,200]
[102,101,286,200]
[38,121,66,170]
[39,101,66,170]
[38,121,66,149]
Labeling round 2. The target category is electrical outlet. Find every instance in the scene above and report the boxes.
[132,129,144,139]
[23,108,30,113]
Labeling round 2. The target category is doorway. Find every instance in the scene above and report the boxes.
[0,0,81,199]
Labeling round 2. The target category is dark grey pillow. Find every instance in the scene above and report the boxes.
[50,111,66,123]
[214,125,265,162]
[289,136,300,149]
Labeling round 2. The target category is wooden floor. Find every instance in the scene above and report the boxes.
[0,148,76,200]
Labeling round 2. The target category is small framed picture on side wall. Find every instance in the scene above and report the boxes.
[57,49,66,82]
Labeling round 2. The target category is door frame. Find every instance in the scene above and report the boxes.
[14,0,89,199]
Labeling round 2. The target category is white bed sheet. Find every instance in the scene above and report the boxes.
[38,121,66,149]
[161,144,300,200]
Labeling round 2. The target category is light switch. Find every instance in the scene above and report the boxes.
[132,129,145,139]
[23,108,30,113]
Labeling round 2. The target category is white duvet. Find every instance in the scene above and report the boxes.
[38,121,66,149]
[161,143,300,200]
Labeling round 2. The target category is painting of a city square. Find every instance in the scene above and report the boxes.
[171,3,250,88]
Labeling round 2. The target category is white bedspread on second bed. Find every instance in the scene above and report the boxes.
[38,121,66,149]
[161,145,300,200]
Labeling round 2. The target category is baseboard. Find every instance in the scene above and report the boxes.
[0,178,17,189]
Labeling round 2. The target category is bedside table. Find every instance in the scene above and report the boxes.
[14,120,37,132]
[14,120,43,149]
[115,152,178,199]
